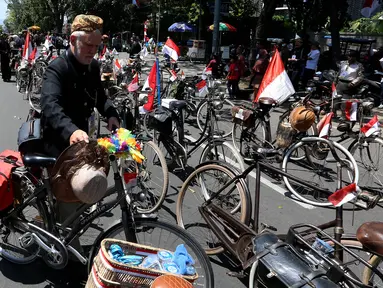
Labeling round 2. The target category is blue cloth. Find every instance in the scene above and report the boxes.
[172,244,195,275]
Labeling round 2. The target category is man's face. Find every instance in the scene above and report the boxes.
[71,31,101,65]
[295,40,303,48]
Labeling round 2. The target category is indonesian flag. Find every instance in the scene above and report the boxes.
[203,67,212,75]
[142,62,157,111]
[180,70,185,80]
[196,80,208,97]
[254,48,295,104]
[162,38,180,61]
[22,32,33,60]
[170,70,178,82]
[101,45,107,57]
[361,0,380,18]
[361,115,380,137]
[28,47,40,61]
[128,73,140,92]
[332,83,337,98]
[317,112,333,138]
[345,100,358,121]
[328,183,357,207]
[114,59,122,72]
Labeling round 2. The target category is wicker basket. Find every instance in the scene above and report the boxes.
[86,239,198,288]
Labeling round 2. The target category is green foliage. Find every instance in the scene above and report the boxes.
[344,11,383,34]
[229,0,259,19]
[188,2,204,23]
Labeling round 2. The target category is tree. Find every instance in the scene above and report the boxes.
[255,0,283,40]
[345,11,383,34]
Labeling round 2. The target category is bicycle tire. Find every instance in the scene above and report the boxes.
[282,138,359,207]
[348,136,383,193]
[232,119,266,154]
[176,163,250,255]
[137,140,169,213]
[196,99,233,138]
[0,199,49,265]
[87,219,214,288]
[364,254,383,286]
[199,140,246,173]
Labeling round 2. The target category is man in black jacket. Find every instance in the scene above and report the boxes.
[0,34,11,82]
[41,14,120,158]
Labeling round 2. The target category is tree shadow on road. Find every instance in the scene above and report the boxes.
[0,258,88,287]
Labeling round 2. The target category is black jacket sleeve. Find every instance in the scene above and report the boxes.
[40,59,79,142]
[92,62,120,121]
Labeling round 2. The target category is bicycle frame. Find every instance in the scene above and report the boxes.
[5,154,140,260]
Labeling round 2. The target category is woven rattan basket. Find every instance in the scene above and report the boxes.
[86,239,198,287]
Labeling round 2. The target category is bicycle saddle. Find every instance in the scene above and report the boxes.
[22,153,57,167]
[169,100,187,111]
[357,222,383,256]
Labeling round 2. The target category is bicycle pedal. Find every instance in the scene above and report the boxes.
[172,167,184,173]
[226,271,247,278]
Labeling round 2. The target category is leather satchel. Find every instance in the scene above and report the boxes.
[231,106,255,128]
[17,119,43,155]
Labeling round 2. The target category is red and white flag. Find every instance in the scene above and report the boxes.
[328,183,357,207]
[361,115,380,137]
[317,112,333,138]
[169,70,178,82]
[28,47,40,61]
[128,73,140,92]
[142,62,157,111]
[203,67,212,75]
[162,38,180,62]
[114,59,122,72]
[254,48,295,103]
[180,70,185,80]
[22,32,33,60]
[345,100,358,121]
[332,83,337,98]
[196,80,208,97]
[361,0,380,18]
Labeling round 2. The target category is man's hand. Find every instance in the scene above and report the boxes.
[107,117,120,131]
[70,130,89,145]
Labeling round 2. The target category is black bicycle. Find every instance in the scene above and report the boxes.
[0,137,214,287]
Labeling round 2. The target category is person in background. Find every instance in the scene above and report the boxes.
[301,42,320,88]
[130,37,142,56]
[336,50,364,98]
[238,47,246,78]
[248,48,269,89]
[206,53,221,79]
[227,54,241,98]
[376,54,383,109]
[288,38,307,88]
[0,34,11,82]
[98,34,109,57]
[280,42,290,68]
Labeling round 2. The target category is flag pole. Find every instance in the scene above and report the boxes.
[156,1,161,106]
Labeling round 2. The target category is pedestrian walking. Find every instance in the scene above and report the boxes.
[0,34,11,82]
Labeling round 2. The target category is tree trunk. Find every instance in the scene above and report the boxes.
[255,0,280,41]
[55,13,64,34]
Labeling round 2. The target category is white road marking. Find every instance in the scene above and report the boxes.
[185,135,315,210]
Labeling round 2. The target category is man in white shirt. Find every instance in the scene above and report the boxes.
[301,42,320,87]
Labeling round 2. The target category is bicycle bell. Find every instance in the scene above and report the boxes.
[213,100,224,110]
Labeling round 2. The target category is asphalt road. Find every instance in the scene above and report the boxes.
[0,52,382,288]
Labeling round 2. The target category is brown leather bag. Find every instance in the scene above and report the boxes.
[231,106,255,127]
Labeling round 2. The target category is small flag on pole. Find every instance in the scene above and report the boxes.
[328,183,357,207]
[361,115,380,137]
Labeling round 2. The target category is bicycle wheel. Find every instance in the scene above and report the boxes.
[88,219,214,288]
[199,140,246,173]
[0,199,48,265]
[232,119,267,156]
[27,75,42,113]
[176,163,250,255]
[135,140,169,213]
[282,138,358,206]
[349,136,383,194]
[364,254,383,287]
[196,99,234,138]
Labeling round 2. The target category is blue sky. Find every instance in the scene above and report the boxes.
[0,0,7,20]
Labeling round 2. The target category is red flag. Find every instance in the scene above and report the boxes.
[162,38,180,61]
[345,100,358,121]
[142,62,157,111]
[22,32,33,60]
[254,49,295,104]
[331,83,337,98]
[128,73,140,92]
[328,183,357,207]
[361,115,380,137]
[317,112,333,139]
[196,80,208,97]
